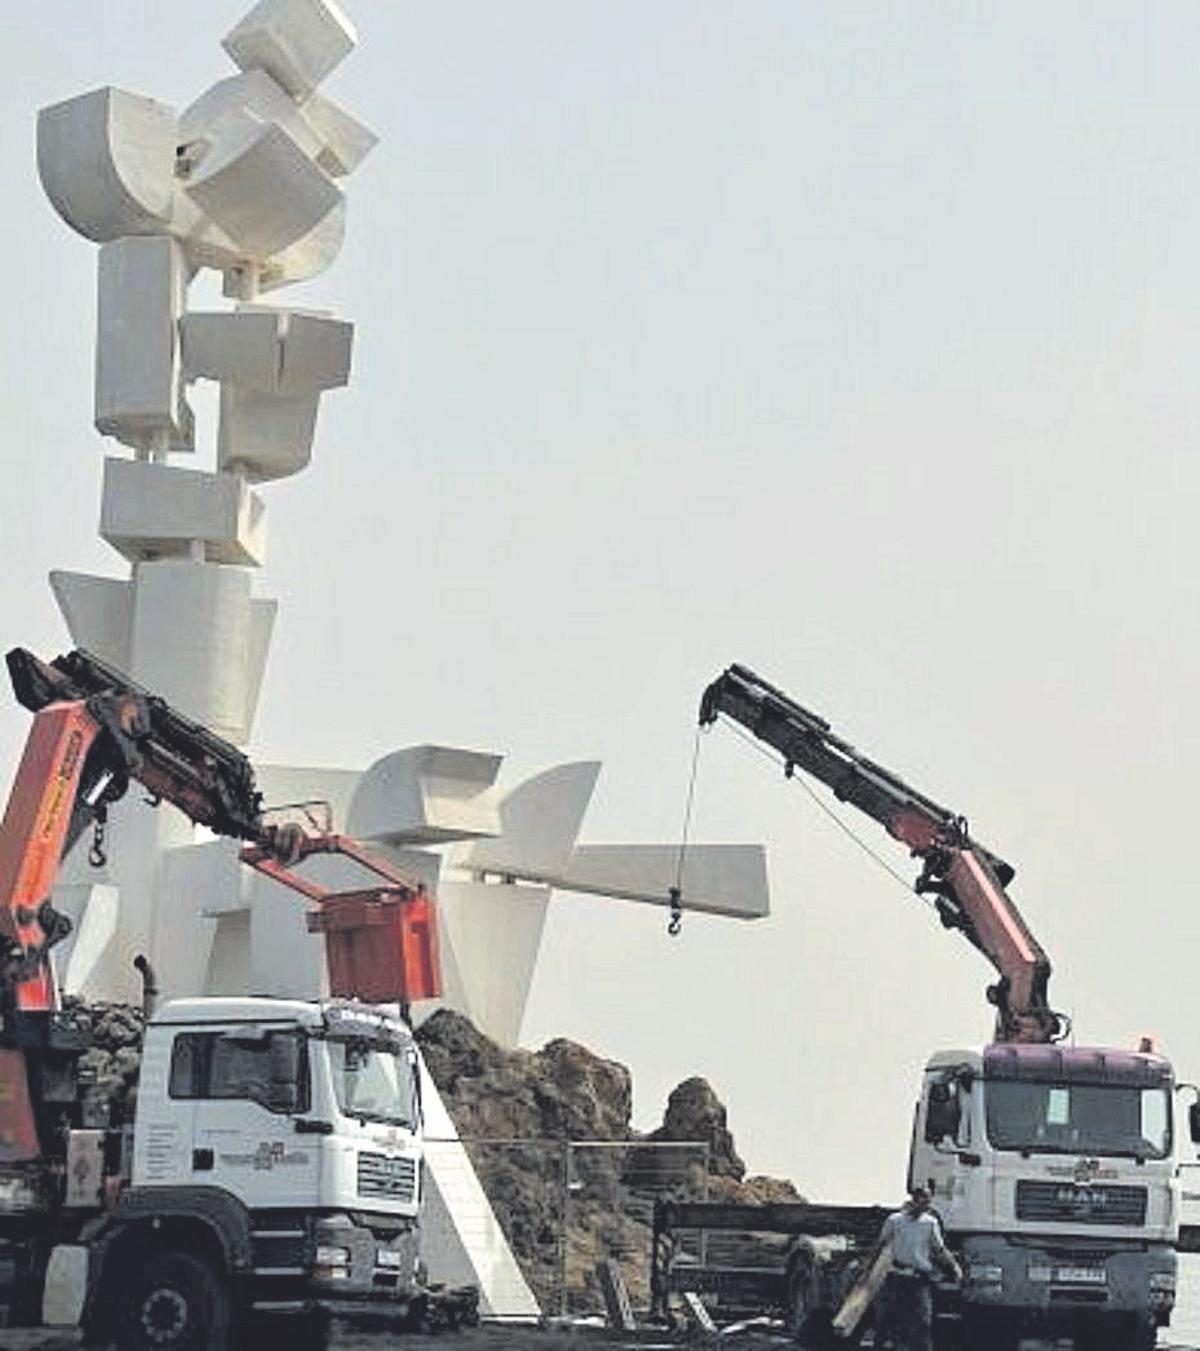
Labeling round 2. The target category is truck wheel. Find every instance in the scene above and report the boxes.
[112,1251,230,1351]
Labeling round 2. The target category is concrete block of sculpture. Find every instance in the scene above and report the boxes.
[48,573,132,672]
[217,385,321,482]
[95,237,192,453]
[555,844,770,918]
[223,0,358,101]
[100,460,266,567]
[181,310,285,390]
[37,88,177,242]
[302,92,378,177]
[127,562,276,743]
[452,761,601,877]
[347,747,504,846]
[186,121,342,260]
[182,308,353,394]
[52,884,120,1000]
[278,312,354,393]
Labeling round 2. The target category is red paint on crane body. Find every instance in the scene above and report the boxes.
[0,701,100,1013]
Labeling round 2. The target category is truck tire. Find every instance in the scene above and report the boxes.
[111,1251,230,1351]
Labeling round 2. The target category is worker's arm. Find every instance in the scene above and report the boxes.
[929,1219,962,1283]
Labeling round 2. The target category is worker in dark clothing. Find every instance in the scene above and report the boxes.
[871,1185,962,1351]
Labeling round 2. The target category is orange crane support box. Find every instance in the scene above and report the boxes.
[241,833,442,1007]
[306,888,440,1005]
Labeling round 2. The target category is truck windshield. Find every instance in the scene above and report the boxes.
[329,1040,418,1129]
[985,1081,1171,1159]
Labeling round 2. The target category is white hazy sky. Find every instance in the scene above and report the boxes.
[4,1,1200,1206]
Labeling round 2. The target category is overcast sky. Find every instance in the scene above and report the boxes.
[4,1,1200,1206]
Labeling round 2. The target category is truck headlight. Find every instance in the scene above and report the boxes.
[315,1245,351,1267]
[314,1244,352,1278]
[1027,1266,1053,1284]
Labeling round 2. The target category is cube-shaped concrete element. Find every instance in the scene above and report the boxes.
[279,312,353,393]
[218,386,320,482]
[301,92,378,177]
[95,236,193,452]
[181,308,352,394]
[38,88,177,244]
[223,0,358,101]
[348,747,504,846]
[181,310,283,389]
[185,120,341,260]
[101,459,266,566]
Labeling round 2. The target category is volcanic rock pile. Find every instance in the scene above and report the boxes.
[62,996,146,1125]
[66,998,801,1315]
[415,1009,802,1312]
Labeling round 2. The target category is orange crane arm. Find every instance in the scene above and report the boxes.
[0,648,279,1018]
[700,664,1065,1044]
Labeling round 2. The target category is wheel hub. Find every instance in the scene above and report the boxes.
[141,1287,189,1343]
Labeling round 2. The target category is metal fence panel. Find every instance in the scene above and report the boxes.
[438,1137,709,1318]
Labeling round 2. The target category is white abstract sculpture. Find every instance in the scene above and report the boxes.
[36,0,771,1048]
[33,0,770,1314]
[38,3,380,1020]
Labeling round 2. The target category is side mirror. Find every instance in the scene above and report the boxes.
[925,1082,961,1144]
[267,1034,302,1114]
[1189,1101,1200,1146]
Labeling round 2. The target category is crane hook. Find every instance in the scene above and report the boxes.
[88,813,108,868]
[667,886,683,937]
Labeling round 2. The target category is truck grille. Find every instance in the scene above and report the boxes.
[1015,1181,1147,1226]
[358,1152,417,1203]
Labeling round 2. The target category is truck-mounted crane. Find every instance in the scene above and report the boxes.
[0,647,445,1350]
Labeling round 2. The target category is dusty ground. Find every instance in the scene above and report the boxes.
[0,1327,701,1351]
[0,1327,1193,1350]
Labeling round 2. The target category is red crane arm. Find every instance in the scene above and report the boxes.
[699,664,1064,1044]
[1,646,443,1022]
[0,647,278,1018]
[0,701,103,1013]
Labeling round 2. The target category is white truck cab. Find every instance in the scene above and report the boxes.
[910,1043,1177,1349]
[131,996,425,1304]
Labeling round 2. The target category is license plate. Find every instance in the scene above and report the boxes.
[376,1250,404,1269]
[1054,1267,1106,1284]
